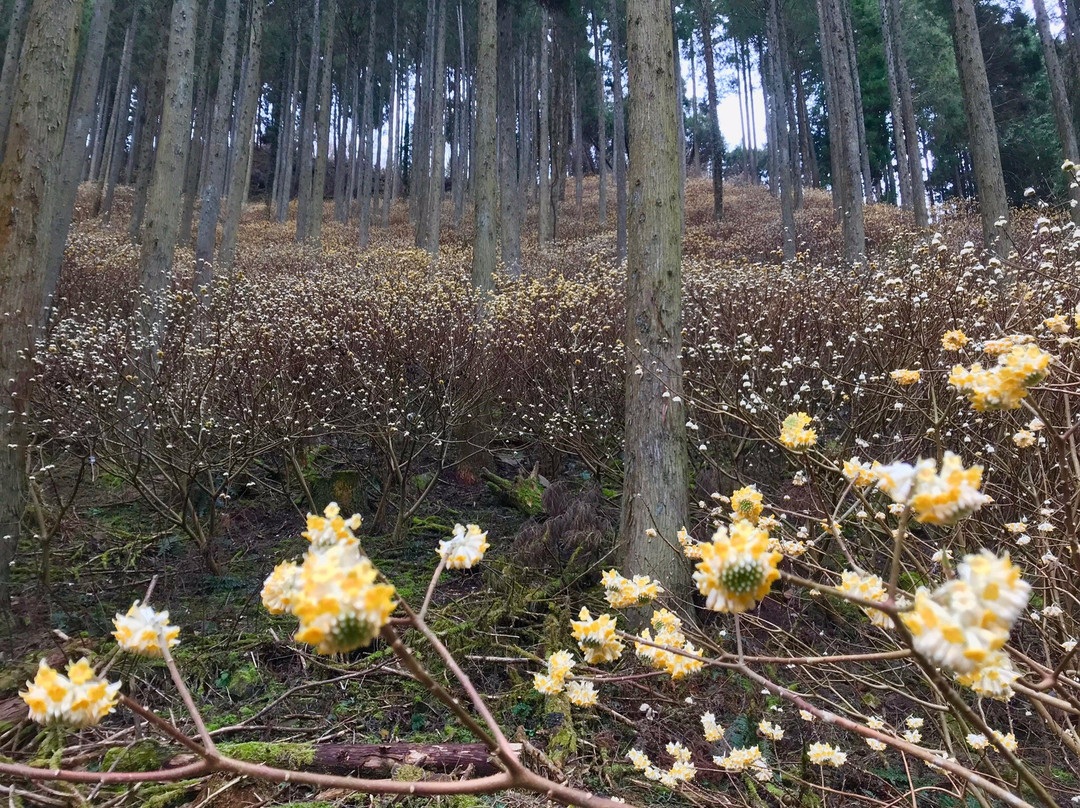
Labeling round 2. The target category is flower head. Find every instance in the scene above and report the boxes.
[942,330,969,351]
[890,369,921,385]
[602,569,662,608]
[842,457,877,487]
[949,344,1052,411]
[303,502,362,551]
[437,524,489,569]
[566,680,598,706]
[701,711,724,742]
[807,742,847,767]
[838,571,892,628]
[874,453,989,526]
[20,659,120,728]
[261,561,303,615]
[780,412,817,450]
[112,601,180,657]
[758,719,784,741]
[570,607,623,664]
[693,521,782,613]
[730,485,764,523]
[533,672,564,695]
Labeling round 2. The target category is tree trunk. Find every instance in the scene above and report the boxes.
[950,0,1009,254]
[472,0,496,295]
[880,0,911,208]
[621,0,692,604]
[593,13,607,223]
[129,33,168,240]
[497,0,521,274]
[218,0,265,271]
[421,0,447,255]
[177,2,215,246]
[1033,0,1080,224]
[332,59,349,223]
[890,0,927,227]
[766,0,796,260]
[609,0,627,262]
[43,0,114,309]
[276,35,301,223]
[308,0,336,247]
[138,0,198,306]
[794,63,819,189]
[0,0,31,161]
[840,0,874,201]
[697,0,723,221]
[295,0,321,242]
[358,0,377,248]
[572,73,583,219]
[194,0,242,293]
[87,62,112,182]
[100,16,138,221]
[538,9,553,246]
[0,0,82,618]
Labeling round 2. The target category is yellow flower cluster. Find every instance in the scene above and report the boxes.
[628,743,696,787]
[677,526,704,559]
[570,607,624,664]
[701,711,724,742]
[758,719,784,741]
[533,650,576,695]
[730,484,764,523]
[436,523,490,569]
[954,650,1021,700]
[838,571,893,628]
[902,550,1029,686]
[693,522,782,613]
[112,601,180,657]
[890,369,921,385]
[635,609,703,680]
[948,343,1052,411]
[842,457,877,487]
[261,503,396,654]
[601,569,663,608]
[807,742,847,767]
[20,658,120,728]
[714,746,772,781]
[779,412,817,450]
[873,452,989,525]
[941,329,969,351]
[565,680,598,706]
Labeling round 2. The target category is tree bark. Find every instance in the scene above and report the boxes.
[621,0,692,605]
[538,9,553,246]
[100,15,139,221]
[129,29,168,240]
[950,0,1009,254]
[609,0,627,262]
[193,0,242,292]
[43,0,115,309]
[0,0,31,162]
[766,0,796,260]
[497,0,521,274]
[308,0,336,247]
[697,0,723,221]
[295,0,321,241]
[358,0,377,248]
[138,0,198,306]
[0,0,82,617]
[472,0,497,295]
[593,13,607,224]
[1032,0,1080,224]
[218,0,265,271]
[421,0,447,255]
[177,1,215,245]
[276,32,301,223]
[382,7,399,228]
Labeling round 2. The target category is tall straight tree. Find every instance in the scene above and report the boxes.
[0,0,31,161]
[296,0,322,241]
[0,0,82,616]
[218,0,266,271]
[471,0,497,294]
[621,0,691,602]
[497,0,521,274]
[592,12,607,223]
[538,8,554,246]
[139,0,198,307]
[309,0,337,246]
[420,0,447,254]
[609,0,627,262]
[194,0,242,293]
[1032,0,1080,223]
[950,0,1009,254]
[696,0,722,220]
[358,0,377,249]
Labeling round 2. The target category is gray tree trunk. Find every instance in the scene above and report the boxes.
[358,0,377,248]
[193,0,242,292]
[177,1,215,244]
[697,0,723,220]
[890,0,927,226]
[497,0,521,274]
[950,0,1009,254]
[100,16,138,221]
[295,0,321,241]
[1033,0,1080,224]
[129,29,168,240]
[572,74,583,218]
[471,0,497,294]
[138,0,198,306]
[621,0,692,605]
[840,0,874,200]
[538,9,553,246]
[332,60,349,223]
[609,0,626,262]
[0,0,82,616]
[276,36,301,222]
[308,0,336,246]
[382,8,398,228]
[0,0,31,162]
[593,14,606,223]
[43,0,115,310]
[766,0,796,259]
[421,0,447,255]
[218,0,265,271]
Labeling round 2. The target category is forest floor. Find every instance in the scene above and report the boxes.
[3,177,1076,808]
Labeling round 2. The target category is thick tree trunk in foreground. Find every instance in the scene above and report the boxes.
[0,0,82,619]
[951,0,1009,255]
[471,0,497,295]
[0,0,31,162]
[138,0,198,306]
[620,0,692,603]
[218,0,266,272]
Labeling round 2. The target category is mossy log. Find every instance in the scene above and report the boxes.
[479,468,544,516]
[169,742,518,777]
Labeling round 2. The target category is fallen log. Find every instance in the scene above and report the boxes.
[168,741,518,778]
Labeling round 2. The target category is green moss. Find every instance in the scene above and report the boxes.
[391,763,425,781]
[138,781,198,808]
[102,741,166,772]
[217,741,315,768]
